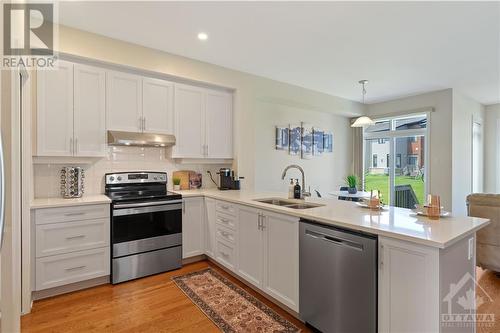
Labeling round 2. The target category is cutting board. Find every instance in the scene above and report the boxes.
[172,170,202,190]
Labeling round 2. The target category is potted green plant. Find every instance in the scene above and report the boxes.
[173,177,181,191]
[346,175,358,194]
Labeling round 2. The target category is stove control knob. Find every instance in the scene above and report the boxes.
[117,176,122,181]
[109,176,115,181]
[153,176,158,180]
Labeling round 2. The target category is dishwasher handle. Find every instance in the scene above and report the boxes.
[305,229,364,251]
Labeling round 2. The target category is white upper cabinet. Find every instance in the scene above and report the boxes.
[37,61,105,157]
[205,90,233,158]
[37,60,74,156]
[142,78,174,134]
[173,84,233,159]
[106,71,142,132]
[73,64,106,157]
[173,84,205,158]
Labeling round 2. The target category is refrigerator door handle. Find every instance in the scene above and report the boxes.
[0,135,5,250]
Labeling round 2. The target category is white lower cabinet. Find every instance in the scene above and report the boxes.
[204,198,216,258]
[237,206,264,287]
[378,236,440,333]
[262,212,299,311]
[33,204,110,291]
[182,197,205,258]
[36,247,110,290]
[231,203,299,312]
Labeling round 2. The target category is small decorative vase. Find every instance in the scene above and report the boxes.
[347,187,357,194]
[173,185,181,191]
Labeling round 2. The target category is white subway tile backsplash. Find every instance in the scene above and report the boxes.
[33,147,231,198]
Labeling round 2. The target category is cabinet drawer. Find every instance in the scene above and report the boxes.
[35,247,110,290]
[216,212,237,230]
[36,218,110,258]
[215,239,236,271]
[216,224,236,244]
[35,204,109,225]
[216,201,238,217]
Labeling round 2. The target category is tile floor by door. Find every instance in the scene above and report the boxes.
[21,261,310,333]
[21,262,500,333]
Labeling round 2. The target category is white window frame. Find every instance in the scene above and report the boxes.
[363,113,430,206]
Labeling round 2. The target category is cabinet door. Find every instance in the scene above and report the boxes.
[378,237,439,333]
[74,64,106,157]
[237,206,263,287]
[106,71,142,132]
[204,198,216,258]
[205,89,233,158]
[36,60,74,156]
[182,197,204,258]
[263,212,299,311]
[142,78,174,134]
[173,84,205,158]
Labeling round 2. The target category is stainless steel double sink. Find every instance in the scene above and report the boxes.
[254,198,324,210]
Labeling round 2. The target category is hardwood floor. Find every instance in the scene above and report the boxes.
[477,268,500,333]
[22,261,310,333]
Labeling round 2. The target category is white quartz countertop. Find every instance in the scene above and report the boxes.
[175,189,489,249]
[31,195,111,209]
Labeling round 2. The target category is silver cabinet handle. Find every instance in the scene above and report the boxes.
[257,213,261,230]
[70,137,73,155]
[182,200,186,214]
[143,117,146,131]
[0,135,5,249]
[260,214,266,230]
[74,137,78,156]
[64,212,85,216]
[138,117,143,131]
[65,265,86,271]
[66,235,85,240]
[379,244,384,269]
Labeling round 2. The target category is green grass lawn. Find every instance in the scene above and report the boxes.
[364,174,425,205]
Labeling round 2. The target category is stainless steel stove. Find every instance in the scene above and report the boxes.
[105,171,182,284]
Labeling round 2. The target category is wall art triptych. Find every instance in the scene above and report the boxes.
[275,122,333,159]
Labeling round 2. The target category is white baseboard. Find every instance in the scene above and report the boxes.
[31,276,110,301]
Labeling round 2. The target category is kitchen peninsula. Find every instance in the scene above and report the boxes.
[175,189,489,333]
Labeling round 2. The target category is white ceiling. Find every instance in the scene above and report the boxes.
[58,1,500,105]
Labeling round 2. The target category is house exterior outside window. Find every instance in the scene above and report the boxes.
[363,114,429,208]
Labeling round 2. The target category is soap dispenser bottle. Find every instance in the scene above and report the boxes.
[293,179,301,199]
[288,179,295,199]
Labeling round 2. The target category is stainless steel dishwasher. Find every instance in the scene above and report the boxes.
[299,219,377,333]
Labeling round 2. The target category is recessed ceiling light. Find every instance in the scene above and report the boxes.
[197,32,208,41]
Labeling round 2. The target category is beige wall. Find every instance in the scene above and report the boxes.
[485,103,500,193]
[55,25,364,192]
[254,100,352,195]
[367,89,454,211]
[451,91,485,216]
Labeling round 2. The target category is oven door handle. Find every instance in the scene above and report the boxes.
[113,199,182,209]
[113,203,182,216]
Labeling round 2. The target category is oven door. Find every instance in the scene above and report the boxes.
[111,200,182,258]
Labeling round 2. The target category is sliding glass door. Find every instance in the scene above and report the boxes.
[363,114,428,208]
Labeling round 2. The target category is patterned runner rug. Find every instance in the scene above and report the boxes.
[172,268,300,333]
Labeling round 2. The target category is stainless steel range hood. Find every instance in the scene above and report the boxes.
[107,131,176,147]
